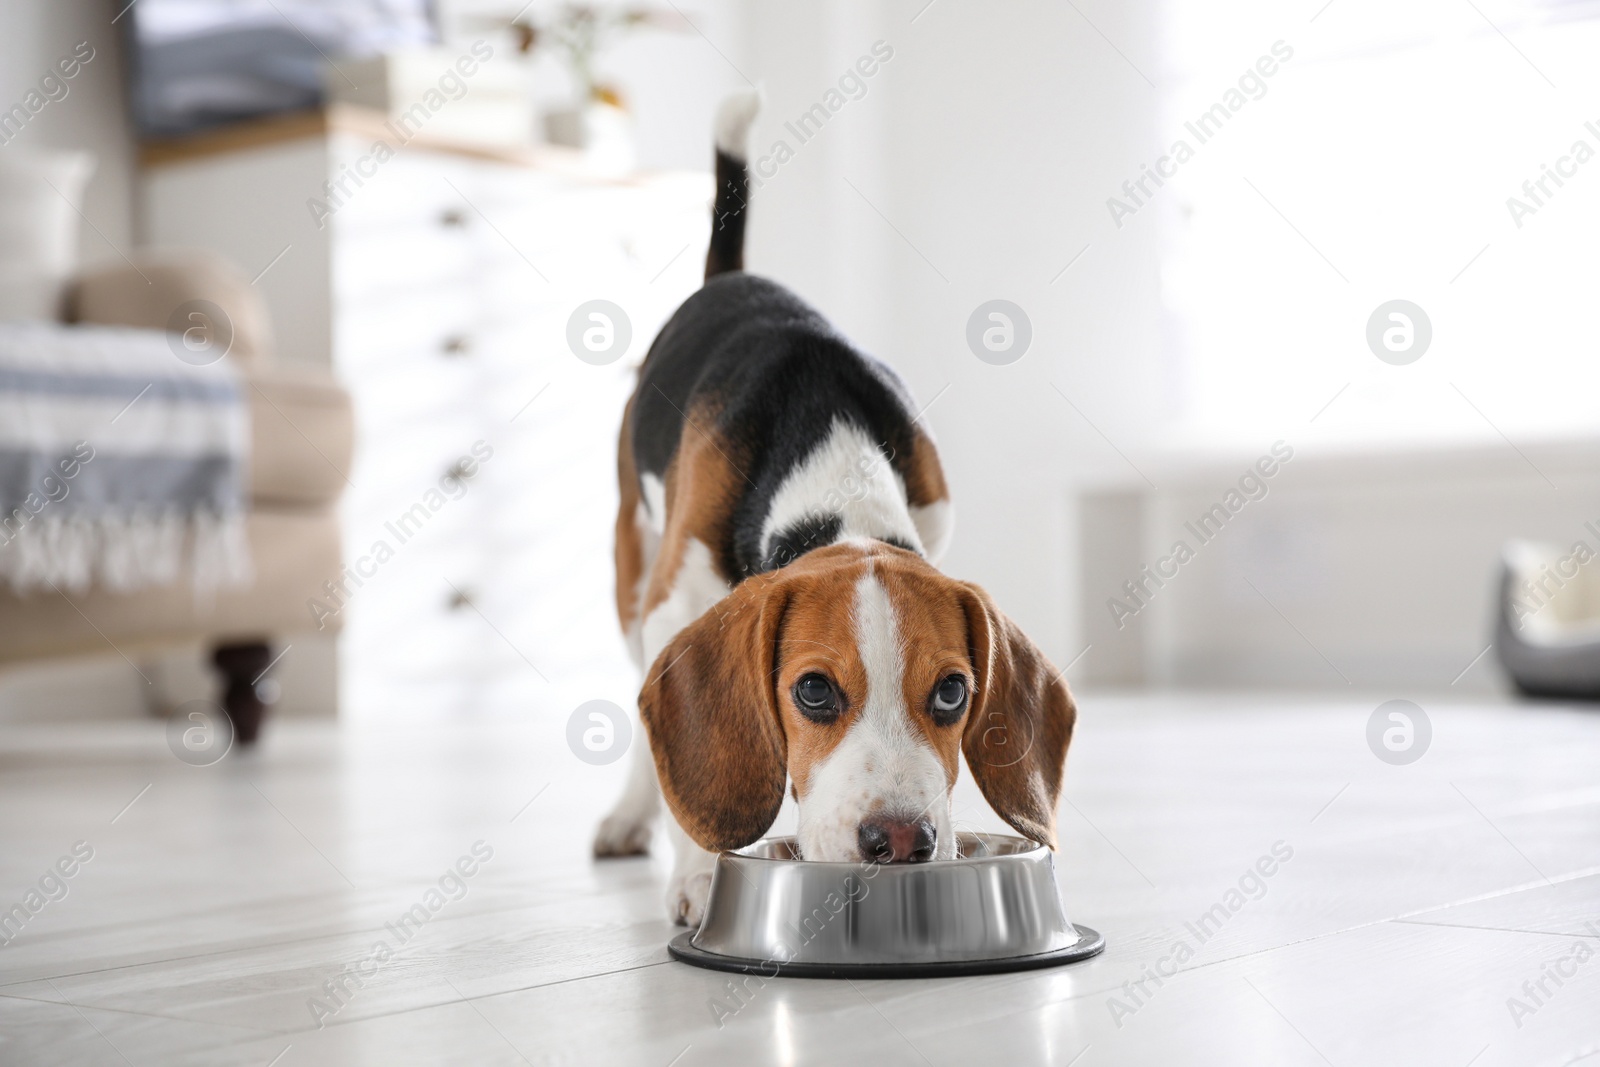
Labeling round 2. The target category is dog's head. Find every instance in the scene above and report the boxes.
[638,540,1075,863]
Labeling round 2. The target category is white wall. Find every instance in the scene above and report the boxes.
[731,0,1167,666]
[0,0,136,266]
[595,0,750,172]
[1072,1,1600,692]
[1081,440,1600,695]
[557,0,1169,668]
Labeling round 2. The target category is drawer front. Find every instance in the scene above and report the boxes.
[331,163,712,697]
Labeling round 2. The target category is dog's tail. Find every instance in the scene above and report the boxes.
[705,88,760,280]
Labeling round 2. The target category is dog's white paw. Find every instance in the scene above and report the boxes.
[667,869,713,927]
[593,810,653,857]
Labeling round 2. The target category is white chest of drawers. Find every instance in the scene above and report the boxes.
[143,108,710,716]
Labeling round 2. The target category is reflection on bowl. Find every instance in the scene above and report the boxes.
[669,832,1104,978]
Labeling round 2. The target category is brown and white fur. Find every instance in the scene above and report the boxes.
[594,91,1076,926]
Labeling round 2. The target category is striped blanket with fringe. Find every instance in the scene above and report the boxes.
[0,322,250,595]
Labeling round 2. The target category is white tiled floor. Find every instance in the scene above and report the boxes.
[2,691,1598,1066]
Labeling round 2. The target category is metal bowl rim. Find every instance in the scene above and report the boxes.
[671,924,1106,978]
[727,831,1049,868]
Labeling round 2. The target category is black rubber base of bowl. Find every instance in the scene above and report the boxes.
[668,924,1105,979]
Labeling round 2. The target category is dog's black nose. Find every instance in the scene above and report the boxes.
[857,817,936,863]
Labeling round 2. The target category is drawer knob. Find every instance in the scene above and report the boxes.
[441,335,472,357]
[439,208,468,228]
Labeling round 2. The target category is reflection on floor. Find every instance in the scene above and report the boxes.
[2,691,1597,1066]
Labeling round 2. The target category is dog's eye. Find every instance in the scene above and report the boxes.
[793,673,839,720]
[929,675,968,725]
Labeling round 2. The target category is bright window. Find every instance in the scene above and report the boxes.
[1156,0,1600,450]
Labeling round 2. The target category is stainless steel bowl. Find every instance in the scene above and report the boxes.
[669,833,1103,978]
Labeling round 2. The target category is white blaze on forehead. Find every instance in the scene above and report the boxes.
[852,569,917,759]
[759,420,923,562]
[794,568,955,860]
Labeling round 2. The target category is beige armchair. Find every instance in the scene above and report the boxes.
[0,250,352,744]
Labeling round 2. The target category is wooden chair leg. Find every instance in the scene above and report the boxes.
[212,641,273,746]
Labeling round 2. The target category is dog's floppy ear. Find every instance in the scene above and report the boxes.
[958,583,1076,849]
[638,578,790,853]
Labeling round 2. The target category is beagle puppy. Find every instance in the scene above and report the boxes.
[594,91,1076,926]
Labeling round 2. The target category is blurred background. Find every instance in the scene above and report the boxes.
[7,2,1600,1063]
[3,0,1600,733]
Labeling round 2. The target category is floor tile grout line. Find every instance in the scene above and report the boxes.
[0,881,663,984]
[9,860,1595,992]
[1391,917,1600,940]
[43,977,139,1067]
[0,989,291,1037]
[8,699,1600,1051]
[1306,799,1600,854]
[1,959,679,1039]
[897,864,1600,1017]
[886,902,1600,1036]
[9,892,1598,1041]
[1223,861,1600,956]
[1173,864,1600,971]
[310,959,677,1032]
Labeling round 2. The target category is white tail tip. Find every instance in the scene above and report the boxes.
[714,88,762,163]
